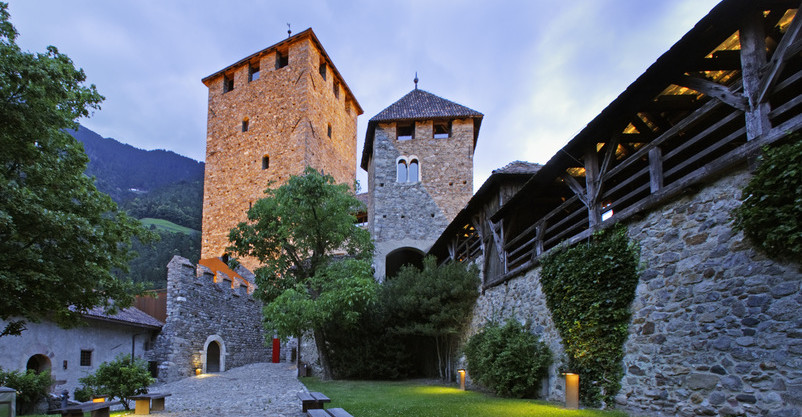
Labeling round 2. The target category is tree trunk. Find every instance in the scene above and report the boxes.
[434,335,443,380]
[313,328,333,380]
[296,333,302,377]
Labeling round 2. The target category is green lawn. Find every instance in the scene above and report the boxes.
[27,411,132,417]
[301,378,628,417]
[139,218,198,235]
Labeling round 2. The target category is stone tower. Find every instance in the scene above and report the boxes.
[361,87,483,280]
[200,29,363,272]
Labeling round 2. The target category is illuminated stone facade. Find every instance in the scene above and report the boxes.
[200,29,361,272]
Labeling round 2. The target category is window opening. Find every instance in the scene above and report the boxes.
[327,123,332,138]
[409,159,419,182]
[276,50,288,69]
[434,120,451,138]
[223,74,234,93]
[333,81,340,99]
[397,159,408,182]
[80,350,92,367]
[242,118,249,132]
[262,155,270,170]
[319,62,327,80]
[397,123,414,141]
[248,62,260,82]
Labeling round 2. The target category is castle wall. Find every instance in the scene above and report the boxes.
[201,36,358,272]
[149,256,272,383]
[467,168,802,416]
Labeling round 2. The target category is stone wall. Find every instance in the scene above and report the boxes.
[466,168,801,416]
[149,256,273,383]
[201,34,358,272]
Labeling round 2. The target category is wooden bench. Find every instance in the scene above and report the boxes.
[130,392,172,415]
[307,408,354,417]
[297,391,331,412]
[52,400,121,417]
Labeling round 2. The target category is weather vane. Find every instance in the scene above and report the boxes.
[287,23,292,38]
[414,72,419,90]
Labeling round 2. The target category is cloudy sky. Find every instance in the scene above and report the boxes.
[9,0,720,190]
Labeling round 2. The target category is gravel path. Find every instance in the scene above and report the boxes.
[148,362,307,417]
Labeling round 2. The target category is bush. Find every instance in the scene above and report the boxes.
[0,368,52,414]
[464,320,552,398]
[733,136,802,261]
[77,354,154,410]
[73,384,95,402]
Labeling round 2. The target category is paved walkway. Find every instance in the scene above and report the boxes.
[149,362,307,417]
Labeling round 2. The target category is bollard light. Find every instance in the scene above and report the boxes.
[195,368,202,376]
[457,369,466,391]
[562,372,579,409]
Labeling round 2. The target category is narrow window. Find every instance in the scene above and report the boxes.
[409,159,419,182]
[333,81,340,99]
[327,123,332,138]
[248,62,260,82]
[80,350,92,367]
[434,120,451,139]
[397,159,408,182]
[319,62,327,80]
[262,155,270,170]
[242,118,249,132]
[223,74,234,93]
[397,123,413,141]
[276,50,288,69]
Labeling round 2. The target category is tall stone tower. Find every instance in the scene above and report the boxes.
[201,29,362,272]
[361,86,483,280]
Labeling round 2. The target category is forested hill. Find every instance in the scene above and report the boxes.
[69,125,204,203]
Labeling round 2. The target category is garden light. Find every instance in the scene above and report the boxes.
[457,369,466,391]
[562,372,579,409]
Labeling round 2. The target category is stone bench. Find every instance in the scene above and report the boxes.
[130,392,172,415]
[298,391,331,412]
[307,408,353,417]
[52,400,121,417]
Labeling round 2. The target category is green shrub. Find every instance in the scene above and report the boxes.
[540,225,640,407]
[73,384,95,402]
[733,136,802,261]
[77,354,154,410]
[0,368,52,414]
[464,320,552,398]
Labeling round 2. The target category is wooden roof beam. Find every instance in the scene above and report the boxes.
[676,74,748,111]
[695,50,742,71]
[758,2,802,103]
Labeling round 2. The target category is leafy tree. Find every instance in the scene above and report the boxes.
[382,256,479,381]
[464,320,552,398]
[228,167,375,379]
[126,228,200,289]
[733,136,802,261]
[77,354,154,410]
[0,367,52,414]
[0,3,150,336]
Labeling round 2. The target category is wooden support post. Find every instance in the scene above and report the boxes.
[535,222,545,257]
[757,0,802,104]
[648,147,664,193]
[584,148,601,227]
[741,9,772,140]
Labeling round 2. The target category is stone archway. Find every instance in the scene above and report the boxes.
[385,247,425,279]
[201,335,226,374]
[26,354,51,374]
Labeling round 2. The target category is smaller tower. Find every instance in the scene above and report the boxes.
[361,88,483,280]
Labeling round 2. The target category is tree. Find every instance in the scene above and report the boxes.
[77,355,154,410]
[0,3,149,336]
[228,167,375,379]
[382,256,479,381]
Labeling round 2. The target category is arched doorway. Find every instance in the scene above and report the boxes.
[206,341,220,373]
[26,354,51,374]
[385,247,425,279]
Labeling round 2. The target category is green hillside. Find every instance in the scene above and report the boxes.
[140,218,199,235]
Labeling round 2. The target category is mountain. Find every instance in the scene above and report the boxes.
[69,125,204,203]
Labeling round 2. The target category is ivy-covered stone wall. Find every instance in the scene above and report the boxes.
[467,168,801,416]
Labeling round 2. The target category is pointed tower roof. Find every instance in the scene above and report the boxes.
[361,89,483,170]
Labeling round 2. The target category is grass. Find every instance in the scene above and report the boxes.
[27,411,132,417]
[139,218,198,235]
[301,378,628,417]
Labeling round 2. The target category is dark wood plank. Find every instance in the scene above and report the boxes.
[649,147,664,193]
[676,75,747,111]
[741,9,772,139]
[758,0,802,103]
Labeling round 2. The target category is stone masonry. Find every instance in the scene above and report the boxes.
[148,256,273,383]
[465,168,801,416]
[201,29,361,272]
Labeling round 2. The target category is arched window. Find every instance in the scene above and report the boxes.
[408,159,419,182]
[397,159,408,182]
